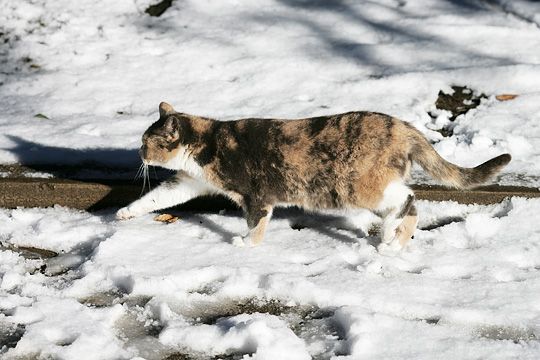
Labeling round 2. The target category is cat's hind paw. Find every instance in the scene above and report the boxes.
[116,207,136,220]
[231,235,261,247]
[377,240,402,254]
[231,236,246,247]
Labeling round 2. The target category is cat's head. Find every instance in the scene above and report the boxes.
[140,102,191,170]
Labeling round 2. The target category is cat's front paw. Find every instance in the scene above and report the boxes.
[116,207,137,220]
[231,235,260,247]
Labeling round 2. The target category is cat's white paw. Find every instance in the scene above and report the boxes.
[377,240,402,254]
[116,207,136,220]
[231,236,246,247]
[381,225,399,245]
[231,235,259,247]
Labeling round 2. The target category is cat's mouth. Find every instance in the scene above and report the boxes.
[139,149,171,168]
[142,158,175,171]
[142,159,163,169]
[142,158,168,167]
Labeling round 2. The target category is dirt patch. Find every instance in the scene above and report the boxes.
[435,85,487,121]
[0,242,58,260]
[162,355,192,360]
[79,291,126,308]
[164,353,246,360]
[195,298,316,325]
[477,325,537,344]
[146,0,174,17]
[429,85,487,137]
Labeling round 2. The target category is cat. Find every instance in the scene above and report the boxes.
[116,102,511,249]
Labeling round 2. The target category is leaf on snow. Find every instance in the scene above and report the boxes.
[34,113,50,120]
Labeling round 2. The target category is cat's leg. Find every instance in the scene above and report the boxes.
[395,205,418,247]
[116,173,215,219]
[375,181,415,250]
[232,204,273,247]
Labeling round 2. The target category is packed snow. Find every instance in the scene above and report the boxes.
[2,0,540,358]
[1,199,540,359]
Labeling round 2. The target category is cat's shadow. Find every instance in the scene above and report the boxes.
[279,208,381,247]
[180,213,237,244]
[176,207,381,247]
[3,135,173,209]
[4,135,140,173]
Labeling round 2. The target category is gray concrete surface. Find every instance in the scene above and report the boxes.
[1,177,539,211]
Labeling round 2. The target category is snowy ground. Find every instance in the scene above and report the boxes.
[1,198,540,359]
[1,0,540,184]
[2,0,540,358]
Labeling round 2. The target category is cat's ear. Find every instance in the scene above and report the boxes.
[163,116,179,140]
[159,102,175,118]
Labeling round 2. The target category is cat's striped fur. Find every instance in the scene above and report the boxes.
[117,102,511,249]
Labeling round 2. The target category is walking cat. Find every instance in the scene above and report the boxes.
[116,102,511,249]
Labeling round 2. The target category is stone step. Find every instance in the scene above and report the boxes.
[1,177,538,211]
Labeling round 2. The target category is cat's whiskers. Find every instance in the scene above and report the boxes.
[139,163,152,197]
[139,165,146,197]
[134,163,144,181]
[145,164,152,193]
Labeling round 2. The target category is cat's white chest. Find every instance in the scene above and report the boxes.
[164,145,205,178]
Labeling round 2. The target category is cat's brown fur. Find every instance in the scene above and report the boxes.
[119,102,511,248]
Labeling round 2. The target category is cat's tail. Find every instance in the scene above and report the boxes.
[406,124,511,189]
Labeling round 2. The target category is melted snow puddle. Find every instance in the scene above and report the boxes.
[0,323,25,353]
[109,296,345,360]
[476,325,537,343]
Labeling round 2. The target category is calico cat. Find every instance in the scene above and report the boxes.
[117,102,511,249]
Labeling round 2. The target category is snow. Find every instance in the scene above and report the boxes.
[160,313,311,359]
[9,298,129,360]
[2,198,540,358]
[2,0,540,358]
[1,0,540,185]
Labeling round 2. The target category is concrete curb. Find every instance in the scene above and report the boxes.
[411,184,540,204]
[1,178,539,211]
